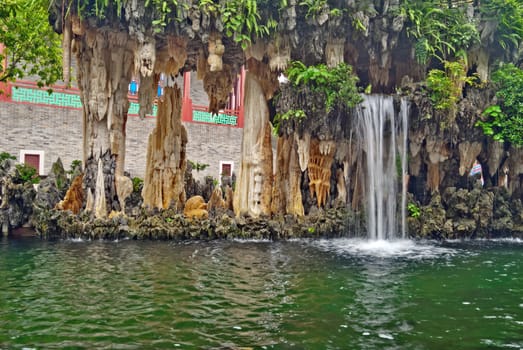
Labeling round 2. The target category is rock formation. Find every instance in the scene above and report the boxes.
[184,195,208,219]
[142,86,187,210]
[233,65,276,218]
[39,1,523,238]
[56,174,84,214]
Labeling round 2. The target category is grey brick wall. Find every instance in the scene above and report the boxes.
[0,102,242,182]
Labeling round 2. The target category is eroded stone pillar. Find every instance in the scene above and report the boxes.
[142,86,187,210]
[75,27,134,216]
[233,72,273,217]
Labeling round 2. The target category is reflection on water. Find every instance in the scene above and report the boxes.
[0,238,521,349]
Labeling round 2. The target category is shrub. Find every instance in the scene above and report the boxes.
[15,163,40,184]
[476,64,523,146]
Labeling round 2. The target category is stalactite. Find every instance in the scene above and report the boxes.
[295,132,311,172]
[426,138,449,192]
[233,71,273,217]
[271,136,288,215]
[74,24,134,216]
[134,39,156,77]
[288,136,304,216]
[336,168,347,205]
[325,38,345,68]
[245,40,266,61]
[207,33,224,72]
[245,58,279,99]
[267,35,291,71]
[155,36,187,75]
[308,139,336,208]
[142,86,187,210]
[196,50,207,80]
[271,135,304,216]
[458,141,482,176]
[427,163,441,193]
[487,141,505,177]
[203,64,234,115]
[507,146,523,197]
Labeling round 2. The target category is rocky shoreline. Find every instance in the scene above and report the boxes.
[2,158,522,241]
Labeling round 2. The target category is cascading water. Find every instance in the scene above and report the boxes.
[355,95,409,240]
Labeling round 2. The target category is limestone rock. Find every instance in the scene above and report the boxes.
[233,71,273,218]
[184,195,208,219]
[56,174,85,214]
[308,138,336,208]
[208,187,226,212]
[458,141,482,176]
[142,86,187,210]
[116,175,133,214]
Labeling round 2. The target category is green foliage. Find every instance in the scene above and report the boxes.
[0,0,62,87]
[272,109,306,135]
[220,0,274,49]
[188,160,209,172]
[476,64,523,146]
[67,159,82,175]
[480,0,523,51]
[0,152,16,162]
[132,177,144,193]
[407,202,421,218]
[401,0,479,64]
[15,163,40,184]
[286,61,362,112]
[299,0,327,18]
[426,59,475,113]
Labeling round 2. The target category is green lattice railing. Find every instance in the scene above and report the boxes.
[11,86,158,117]
[10,85,238,126]
[192,110,237,126]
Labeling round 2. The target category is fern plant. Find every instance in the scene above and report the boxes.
[286,61,362,112]
[401,0,479,64]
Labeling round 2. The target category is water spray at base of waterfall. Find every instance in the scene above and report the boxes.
[311,238,459,259]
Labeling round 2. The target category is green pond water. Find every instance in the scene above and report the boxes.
[0,237,521,349]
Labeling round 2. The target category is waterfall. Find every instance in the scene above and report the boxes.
[355,95,409,240]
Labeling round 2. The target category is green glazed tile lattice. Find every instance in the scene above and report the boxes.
[193,110,237,126]
[12,87,157,117]
[12,87,82,108]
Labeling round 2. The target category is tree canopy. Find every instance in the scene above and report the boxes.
[0,0,62,87]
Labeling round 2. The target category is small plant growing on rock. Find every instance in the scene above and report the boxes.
[286,61,362,112]
[407,202,421,218]
[132,177,144,193]
[15,163,40,184]
[0,152,16,162]
[188,160,209,172]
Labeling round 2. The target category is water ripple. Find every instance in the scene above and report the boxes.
[0,239,521,349]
